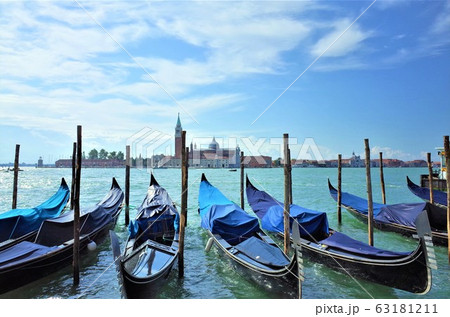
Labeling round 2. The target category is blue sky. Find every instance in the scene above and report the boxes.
[1,0,449,164]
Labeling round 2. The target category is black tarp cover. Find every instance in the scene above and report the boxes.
[234,236,290,267]
[129,182,180,239]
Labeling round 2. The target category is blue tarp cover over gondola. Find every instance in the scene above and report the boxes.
[0,241,58,269]
[319,231,410,258]
[199,176,259,245]
[246,179,329,237]
[0,179,70,242]
[328,184,385,216]
[0,203,119,269]
[329,181,433,228]
[35,178,124,246]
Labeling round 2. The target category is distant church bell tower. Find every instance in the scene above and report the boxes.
[175,113,182,159]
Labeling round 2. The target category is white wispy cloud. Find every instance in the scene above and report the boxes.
[370,145,424,161]
[310,19,373,58]
[0,1,448,163]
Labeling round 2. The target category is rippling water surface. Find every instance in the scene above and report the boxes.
[0,167,448,299]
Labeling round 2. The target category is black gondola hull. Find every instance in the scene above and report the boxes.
[208,231,299,299]
[299,237,431,294]
[0,220,118,295]
[120,254,178,299]
[112,174,180,299]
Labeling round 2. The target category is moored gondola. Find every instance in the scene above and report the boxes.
[198,174,300,299]
[0,178,70,251]
[407,176,448,208]
[110,174,180,299]
[0,178,124,295]
[328,179,447,246]
[247,177,434,294]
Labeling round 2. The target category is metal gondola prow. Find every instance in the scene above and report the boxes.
[415,211,438,271]
[291,220,304,299]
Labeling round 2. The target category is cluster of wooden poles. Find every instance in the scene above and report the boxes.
[8,126,189,285]
[334,137,450,263]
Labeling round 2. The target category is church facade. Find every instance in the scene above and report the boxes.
[159,115,242,168]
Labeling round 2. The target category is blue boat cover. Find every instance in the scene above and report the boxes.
[0,178,123,270]
[0,179,70,242]
[129,180,180,240]
[246,180,329,237]
[407,177,447,207]
[328,184,385,216]
[234,236,290,267]
[0,241,58,269]
[199,177,260,245]
[319,232,411,258]
[35,178,123,246]
[329,182,430,229]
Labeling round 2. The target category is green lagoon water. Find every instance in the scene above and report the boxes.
[0,167,448,299]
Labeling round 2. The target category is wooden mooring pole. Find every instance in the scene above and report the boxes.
[337,154,342,224]
[379,152,386,204]
[240,151,244,209]
[283,133,291,254]
[12,144,20,209]
[73,125,82,286]
[444,135,450,264]
[288,148,292,205]
[185,146,189,225]
[427,152,434,205]
[125,145,130,226]
[178,130,188,278]
[364,139,374,246]
[70,142,76,210]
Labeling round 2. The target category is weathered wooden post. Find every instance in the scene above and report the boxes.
[427,152,434,205]
[185,146,189,225]
[364,139,374,246]
[70,142,76,210]
[125,145,131,226]
[283,133,291,254]
[12,144,20,209]
[288,148,292,205]
[240,151,244,209]
[379,152,386,204]
[444,136,450,263]
[337,154,342,224]
[73,125,82,286]
[178,130,188,278]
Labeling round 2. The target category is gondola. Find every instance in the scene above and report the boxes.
[0,178,70,251]
[247,177,434,294]
[328,180,447,246]
[198,174,300,299]
[110,174,179,299]
[407,176,448,208]
[0,178,124,295]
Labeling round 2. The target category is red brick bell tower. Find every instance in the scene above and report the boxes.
[175,113,182,159]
